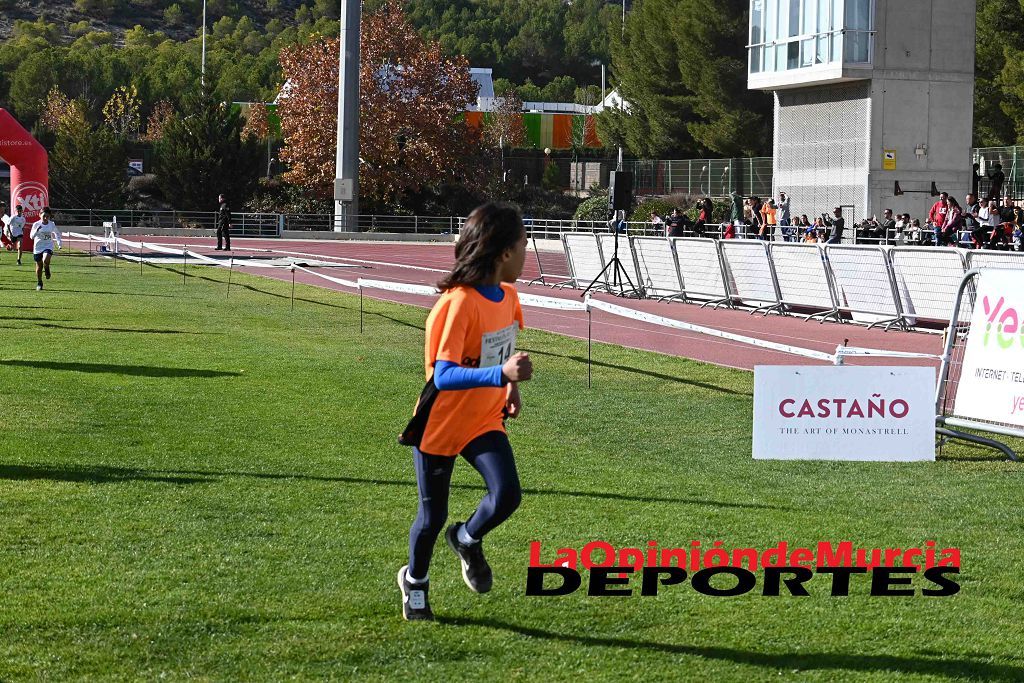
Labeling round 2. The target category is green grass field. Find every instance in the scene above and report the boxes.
[0,252,1021,681]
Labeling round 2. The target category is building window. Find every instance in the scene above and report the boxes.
[844,0,871,63]
[749,0,873,76]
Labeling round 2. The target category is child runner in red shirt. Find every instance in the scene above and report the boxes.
[397,203,533,621]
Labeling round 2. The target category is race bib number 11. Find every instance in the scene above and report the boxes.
[480,323,518,368]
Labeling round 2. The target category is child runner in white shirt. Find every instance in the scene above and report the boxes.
[29,207,62,291]
[6,205,26,265]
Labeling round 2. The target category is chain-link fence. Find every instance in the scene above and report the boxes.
[624,157,774,198]
[974,146,1024,199]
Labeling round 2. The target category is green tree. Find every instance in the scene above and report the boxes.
[542,159,561,190]
[154,84,262,210]
[163,3,184,26]
[8,49,67,121]
[563,0,617,65]
[74,0,124,18]
[539,75,577,102]
[50,100,127,207]
[674,0,770,156]
[602,0,695,157]
[604,0,770,158]
[975,0,1022,146]
[517,79,543,102]
[69,21,92,37]
[0,20,58,112]
[312,0,340,20]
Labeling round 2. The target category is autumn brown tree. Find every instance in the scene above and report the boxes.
[481,90,526,152]
[38,86,75,133]
[140,100,174,143]
[102,84,142,140]
[277,1,480,206]
[242,102,271,142]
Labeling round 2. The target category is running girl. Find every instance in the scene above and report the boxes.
[30,207,61,291]
[397,203,533,621]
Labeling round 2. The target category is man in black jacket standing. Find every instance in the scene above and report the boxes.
[216,194,232,251]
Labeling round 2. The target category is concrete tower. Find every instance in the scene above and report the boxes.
[748,0,976,227]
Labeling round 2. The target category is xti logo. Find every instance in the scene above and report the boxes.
[982,295,1022,348]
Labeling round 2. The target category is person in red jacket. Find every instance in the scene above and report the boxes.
[939,196,963,246]
[927,193,949,245]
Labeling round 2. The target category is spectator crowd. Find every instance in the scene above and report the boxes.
[647,185,1024,250]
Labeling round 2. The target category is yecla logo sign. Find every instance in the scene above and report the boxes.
[982,295,1023,348]
[13,181,47,222]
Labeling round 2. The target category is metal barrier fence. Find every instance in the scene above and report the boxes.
[720,240,781,313]
[39,206,1015,247]
[671,238,731,306]
[49,208,281,237]
[631,236,685,300]
[826,245,904,330]
[282,214,460,233]
[541,234,982,331]
[561,233,607,288]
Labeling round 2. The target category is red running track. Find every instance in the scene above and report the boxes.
[119,236,944,372]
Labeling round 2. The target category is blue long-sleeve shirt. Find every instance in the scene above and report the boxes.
[432,285,509,391]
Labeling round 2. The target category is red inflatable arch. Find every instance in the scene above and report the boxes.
[0,108,49,226]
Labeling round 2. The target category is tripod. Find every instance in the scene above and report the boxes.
[582,215,640,298]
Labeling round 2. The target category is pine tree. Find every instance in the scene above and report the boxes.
[674,0,771,157]
[601,0,771,158]
[600,0,695,157]
[154,84,261,211]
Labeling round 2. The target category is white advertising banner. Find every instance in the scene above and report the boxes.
[753,366,935,461]
[955,269,1024,426]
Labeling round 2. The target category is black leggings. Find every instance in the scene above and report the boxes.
[408,431,522,578]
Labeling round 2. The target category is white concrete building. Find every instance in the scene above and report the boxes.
[748,0,975,223]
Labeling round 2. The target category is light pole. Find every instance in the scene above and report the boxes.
[618,1,626,166]
[334,0,361,231]
[499,135,506,182]
[201,0,207,86]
